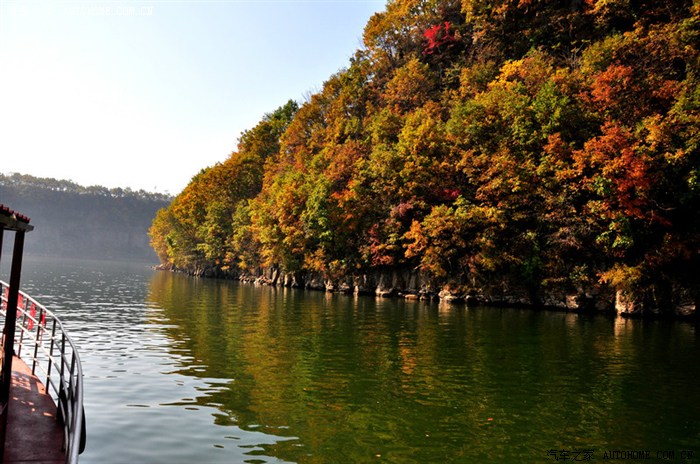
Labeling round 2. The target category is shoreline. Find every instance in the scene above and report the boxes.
[153,264,698,322]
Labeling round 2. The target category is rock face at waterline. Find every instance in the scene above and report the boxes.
[156,263,697,319]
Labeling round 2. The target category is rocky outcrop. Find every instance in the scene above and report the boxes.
[157,263,696,319]
[615,290,643,317]
[614,285,699,319]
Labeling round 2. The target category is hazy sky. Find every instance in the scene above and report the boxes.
[0,0,385,194]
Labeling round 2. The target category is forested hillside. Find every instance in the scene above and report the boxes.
[150,0,700,316]
[1,173,170,261]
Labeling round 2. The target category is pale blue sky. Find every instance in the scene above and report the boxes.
[0,0,385,194]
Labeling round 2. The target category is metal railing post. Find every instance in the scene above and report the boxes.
[32,307,44,375]
[60,333,66,382]
[0,230,25,411]
[47,318,57,388]
[17,306,26,358]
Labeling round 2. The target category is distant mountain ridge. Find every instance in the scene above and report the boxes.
[0,173,171,262]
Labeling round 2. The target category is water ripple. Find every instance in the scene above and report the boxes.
[6,257,700,463]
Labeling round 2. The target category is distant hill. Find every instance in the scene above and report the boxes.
[0,173,172,262]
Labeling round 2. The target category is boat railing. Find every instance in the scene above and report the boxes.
[0,280,86,464]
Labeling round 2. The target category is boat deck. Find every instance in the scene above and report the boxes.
[3,356,65,464]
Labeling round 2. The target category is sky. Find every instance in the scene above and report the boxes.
[0,0,385,195]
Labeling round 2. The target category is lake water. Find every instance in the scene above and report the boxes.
[6,258,699,463]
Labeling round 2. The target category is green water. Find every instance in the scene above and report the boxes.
[10,258,700,463]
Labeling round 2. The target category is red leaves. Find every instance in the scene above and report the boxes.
[574,122,662,223]
[442,188,461,201]
[366,222,398,267]
[590,65,635,107]
[586,62,681,122]
[423,21,457,55]
[392,201,414,220]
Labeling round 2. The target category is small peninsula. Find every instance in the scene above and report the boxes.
[150,0,700,318]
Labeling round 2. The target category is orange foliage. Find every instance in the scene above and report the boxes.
[574,122,656,221]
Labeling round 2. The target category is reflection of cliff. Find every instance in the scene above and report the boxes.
[0,173,169,261]
[146,271,469,461]
[146,272,700,463]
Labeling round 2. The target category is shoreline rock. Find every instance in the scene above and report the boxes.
[153,264,697,321]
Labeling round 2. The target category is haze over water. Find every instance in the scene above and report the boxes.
[7,257,700,463]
